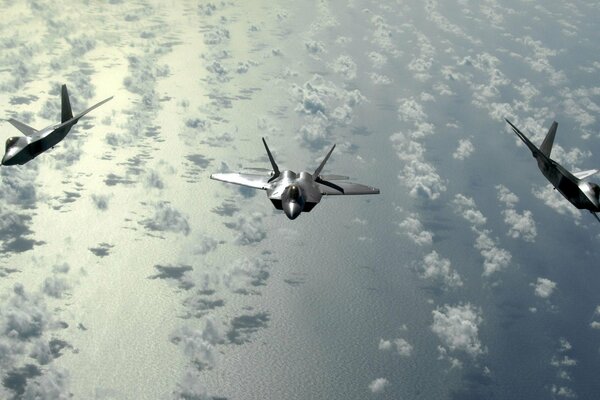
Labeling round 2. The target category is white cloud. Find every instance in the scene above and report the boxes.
[378,338,413,357]
[368,378,389,393]
[453,194,512,276]
[330,55,357,80]
[496,185,537,242]
[532,277,557,299]
[452,139,474,160]
[398,214,433,246]
[420,251,463,289]
[431,303,485,358]
[532,184,581,221]
[225,212,267,245]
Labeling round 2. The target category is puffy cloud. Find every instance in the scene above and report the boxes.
[453,194,511,276]
[222,257,270,293]
[140,202,190,236]
[452,139,474,160]
[431,303,485,358]
[496,185,537,242]
[330,55,357,80]
[172,369,210,400]
[378,338,413,357]
[453,194,486,226]
[368,378,389,393]
[170,317,224,370]
[291,74,365,148]
[549,338,577,398]
[398,214,433,246]
[532,184,581,221]
[225,212,267,245]
[420,251,463,289]
[532,277,557,299]
[21,366,70,400]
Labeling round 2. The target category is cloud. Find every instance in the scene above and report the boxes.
[170,317,224,370]
[91,194,111,211]
[291,74,365,148]
[532,277,557,299]
[225,212,267,245]
[368,378,389,393]
[549,338,577,398]
[453,194,512,276]
[222,257,270,293]
[21,366,70,400]
[532,184,581,221]
[330,55,357,80]
[378,338,413,357]
[420,251,463,289]
[398,214,433,246]
[431,303,485,358]
[140,202,190,236]
[496,185,537,242]
[171,369,210,400]
[453,139,474,160]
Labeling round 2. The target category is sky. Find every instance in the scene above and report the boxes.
[1,0,600,399]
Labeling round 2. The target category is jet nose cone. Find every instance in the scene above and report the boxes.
[283,201,302,220]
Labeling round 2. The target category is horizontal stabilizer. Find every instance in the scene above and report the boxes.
[573,169,599,180]
[72,96,113,122]
[7,118,37,136]
[210,172,271,190]
[318,181,380,196]
[319,174,349,181]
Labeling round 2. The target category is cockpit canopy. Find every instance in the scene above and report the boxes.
[5,137,20,152]
[287,185,301,201]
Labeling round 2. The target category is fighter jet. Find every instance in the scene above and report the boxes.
[505,119,600,222]
[210,139,380,219]
[2,84,112,166]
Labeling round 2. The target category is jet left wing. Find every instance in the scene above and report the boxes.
[318,181,380,195]
[210,172,272,190]
[573,169,599,180]
[7,118,37,136]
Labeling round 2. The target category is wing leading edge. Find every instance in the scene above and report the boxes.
[210,172,272,190]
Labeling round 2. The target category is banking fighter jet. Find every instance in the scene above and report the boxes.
[211,139,380,219]
[2,84,112,166]
[505,119,600,222]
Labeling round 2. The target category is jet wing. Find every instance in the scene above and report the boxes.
[7,118,37,136]
[317,181,380,195]
[572,169,599,180]
[210,172,272,190]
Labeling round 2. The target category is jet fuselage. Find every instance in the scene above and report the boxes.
[536,157,600,212]
[2,123,74,166]
[267,170,323,219]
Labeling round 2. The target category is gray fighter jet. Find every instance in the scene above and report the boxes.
[210,139,380,219]
[505,119,600,222]
[2,85,112,166]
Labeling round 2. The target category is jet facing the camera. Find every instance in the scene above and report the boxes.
[2,84,112,166]
[505,119,600,223]
[210,139,380,220]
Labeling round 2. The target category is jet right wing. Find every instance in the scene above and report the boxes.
[317,181,380,195]
[210,172,272,190]
[573,169,599,180]
[7,118,37,136]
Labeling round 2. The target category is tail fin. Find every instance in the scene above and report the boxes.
[313,144,336,178]
[540,121,557,158]
[61,84,73,123]
[262,138,280,181]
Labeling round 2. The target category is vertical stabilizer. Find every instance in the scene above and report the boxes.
[540,121,557,158]
[262,138,280,181]
[61,84,73,123]
[313,145,336,178]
